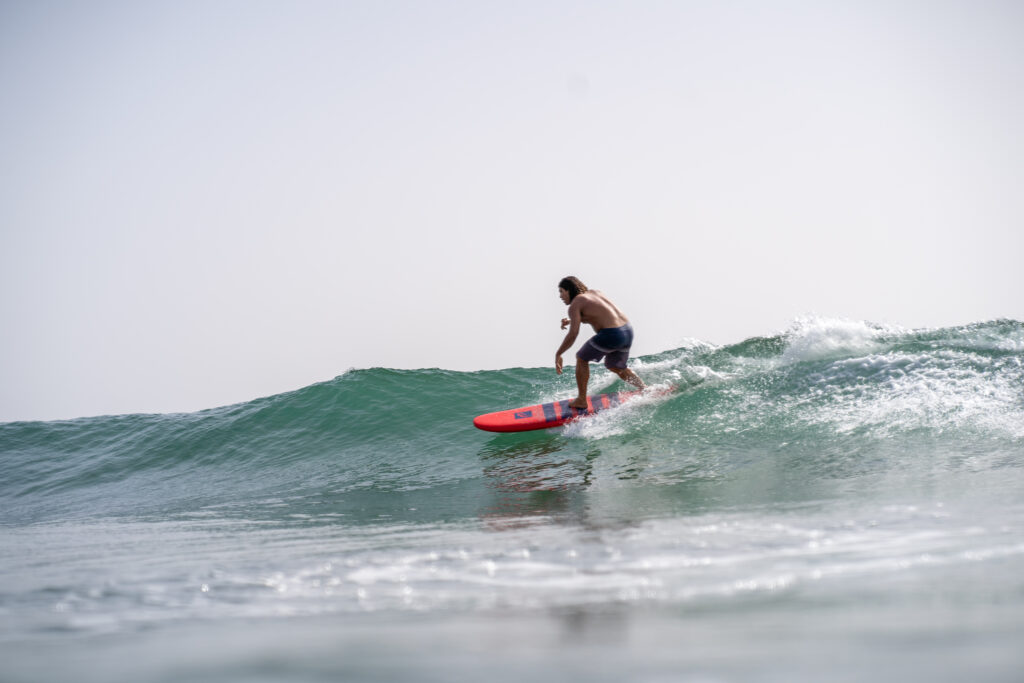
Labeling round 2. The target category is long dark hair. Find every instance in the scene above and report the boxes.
[558,276,588,302]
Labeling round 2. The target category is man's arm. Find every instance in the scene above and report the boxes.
[555,301,582,374]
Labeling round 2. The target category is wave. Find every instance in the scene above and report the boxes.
[2,318,1022,524]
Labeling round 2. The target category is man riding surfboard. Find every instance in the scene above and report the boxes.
[555,276,646,409]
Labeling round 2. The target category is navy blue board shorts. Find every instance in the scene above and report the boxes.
[576,324,634,369]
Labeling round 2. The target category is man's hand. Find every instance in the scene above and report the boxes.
[555,355,563,374]
[560,318,571,330]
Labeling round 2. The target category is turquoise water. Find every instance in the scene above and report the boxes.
[2,318,1023,681]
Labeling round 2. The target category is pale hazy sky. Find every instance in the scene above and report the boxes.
[2,0,1022,421]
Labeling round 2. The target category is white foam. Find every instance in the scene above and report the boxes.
[780,316,891,365]
[235,505,1024,615]
[941,323,1024,353]
[561,382,677,440]
[796,348,1024,440]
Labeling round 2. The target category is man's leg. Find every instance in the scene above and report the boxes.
[610,366,646,390]
[570,358,590,409]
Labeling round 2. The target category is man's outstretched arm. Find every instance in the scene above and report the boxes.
[555,303,582,374]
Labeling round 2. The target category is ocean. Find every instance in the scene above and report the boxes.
[2,317,1023,682]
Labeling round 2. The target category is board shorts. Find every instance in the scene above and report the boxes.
[576,324,634,369]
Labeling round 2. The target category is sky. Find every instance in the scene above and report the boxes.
[1,0,1022,422]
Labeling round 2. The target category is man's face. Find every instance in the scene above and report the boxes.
[558,287,570,305]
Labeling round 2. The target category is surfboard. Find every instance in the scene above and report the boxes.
[473,387,672,433]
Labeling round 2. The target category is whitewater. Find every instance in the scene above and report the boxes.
[2,318,1023,682]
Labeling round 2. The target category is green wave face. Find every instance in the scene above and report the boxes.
[2,319,1022,525]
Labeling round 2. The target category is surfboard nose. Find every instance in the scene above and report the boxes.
[473,412,510,432]
[473,405,545,432]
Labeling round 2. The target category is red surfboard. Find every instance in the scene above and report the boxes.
[473,387,672,433]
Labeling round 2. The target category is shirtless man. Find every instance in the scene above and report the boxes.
[555,276,646,409]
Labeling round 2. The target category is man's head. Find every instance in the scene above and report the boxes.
[558,276,588,303]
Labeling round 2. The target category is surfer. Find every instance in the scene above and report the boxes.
[555,276,646,409]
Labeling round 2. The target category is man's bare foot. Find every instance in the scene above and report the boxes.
[568,397,589,410]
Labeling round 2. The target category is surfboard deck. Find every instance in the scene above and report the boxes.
[473,386,673,433]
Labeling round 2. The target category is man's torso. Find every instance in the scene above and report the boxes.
[576,291,630,331]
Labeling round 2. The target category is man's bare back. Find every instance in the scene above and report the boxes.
[569,290,630,332]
